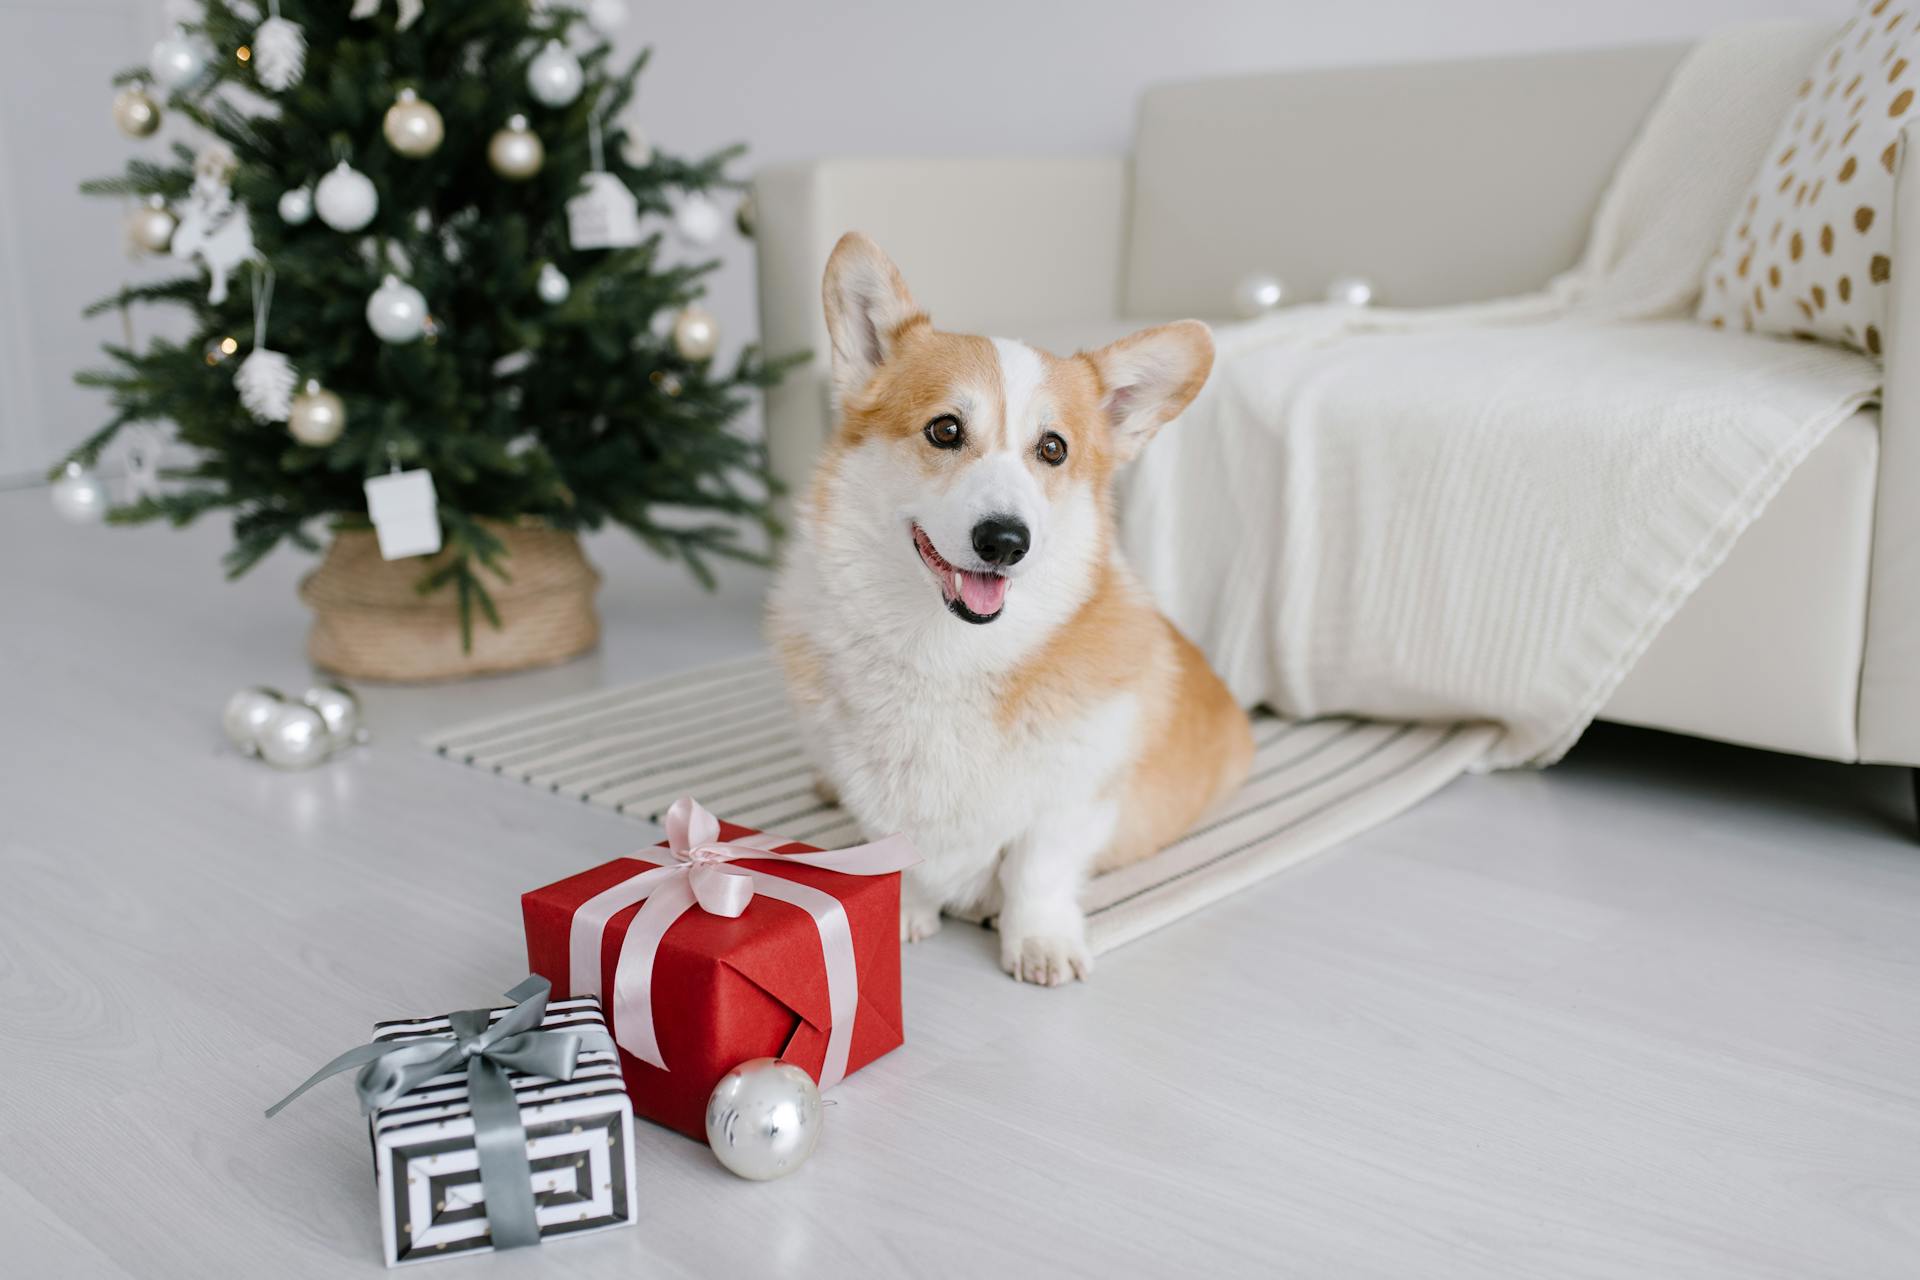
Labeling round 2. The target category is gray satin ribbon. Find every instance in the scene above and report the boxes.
[265,976,613,1252]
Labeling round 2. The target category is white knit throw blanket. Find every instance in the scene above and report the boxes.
[1120,22,1883,768]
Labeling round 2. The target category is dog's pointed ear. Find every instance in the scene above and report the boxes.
[1085,321,1214,463]
[822,232,923,402]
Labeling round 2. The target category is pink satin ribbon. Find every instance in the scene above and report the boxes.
[565,796,918,1087]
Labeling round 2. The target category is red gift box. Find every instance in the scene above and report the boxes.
[523,809,909,1141]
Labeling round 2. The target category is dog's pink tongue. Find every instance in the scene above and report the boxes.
[959,570,1008,616]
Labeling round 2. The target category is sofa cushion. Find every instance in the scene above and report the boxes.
[1698,2,1920,354]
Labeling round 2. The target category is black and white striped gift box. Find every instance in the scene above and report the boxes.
[367,996,638,1266]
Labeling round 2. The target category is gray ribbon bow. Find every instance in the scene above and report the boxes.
[266,976,612,1251]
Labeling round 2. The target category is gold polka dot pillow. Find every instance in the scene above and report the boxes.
[1697,1,1919,356]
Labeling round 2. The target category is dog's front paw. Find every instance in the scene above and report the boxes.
[901,902,942,943]
[1000,933,1093,987]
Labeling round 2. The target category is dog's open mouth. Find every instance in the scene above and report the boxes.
[912,524,1008,624]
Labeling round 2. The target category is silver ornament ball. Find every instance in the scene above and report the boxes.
[619,127,653,168]
[488,115,544,181]
[537,262,571,305]
[383,88,445,159]
[1232,273,1286,319]
[1326,275,1376,308]
[113,86,162,139]
[673,192,724,247]
[221,686,285,755]
[671,306,719,362]
[278,186,314,226]
[50,462,109,524]
[704,1058,822,1181]
[315,161,379,232]
[527,41,585,108]
[300,683,363,752]
[127,198,177,254]
[258,702,331,770]
[288,380,346,446]
[149,30,208,90]
[366,275,428,344]
[587,0,629,32]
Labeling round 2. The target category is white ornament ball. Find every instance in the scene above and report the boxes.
[619,127,653,168]
[288,379,346,446]
[149,29,208,91]
[315,161,379,232]
[1232,273,1286,319]
[365,275,428,344]
[671,306,719,362]
[277,186,313,226]
[50,462,109,524]
[221,686,285,755]
[587,0,629,32]
[113,86,162,139]
[673,192,724,247]
[537,262,571,305]
[1326,275,1376,308]
[300,683,364,752]
[488,115,544,181]
[127,198,177,254]
[258,702,331,770]
[382,88,445,159]
[527,41,584,108]
[704,1058,822,1181]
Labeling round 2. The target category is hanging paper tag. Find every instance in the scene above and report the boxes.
[363,468,441,559]
[567,172,643,250]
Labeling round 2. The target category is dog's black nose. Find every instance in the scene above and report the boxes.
[971,516,1030,566]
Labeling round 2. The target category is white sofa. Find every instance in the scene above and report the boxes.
[751,37,1920,780]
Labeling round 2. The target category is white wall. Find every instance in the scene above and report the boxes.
[615,0,1852,377]
[0,0,1855,480]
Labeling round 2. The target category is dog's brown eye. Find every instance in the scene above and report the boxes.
[924,415,964,449]
[1037,431,1068,466]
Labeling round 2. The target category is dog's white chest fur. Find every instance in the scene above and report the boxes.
[791,621,1141,911]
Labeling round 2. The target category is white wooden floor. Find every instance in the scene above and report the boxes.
[3,489,1918,1279]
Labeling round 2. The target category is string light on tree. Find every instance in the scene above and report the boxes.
[537,262,571,305]
[383,88,444,158]
[488,115,544,180]
[113,84,162,139]
[203,335,240,367]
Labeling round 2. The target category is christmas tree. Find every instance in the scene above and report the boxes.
[66,0,789,643]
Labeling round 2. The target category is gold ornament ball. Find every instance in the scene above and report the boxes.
[128,199,177,254]
[672,306,720,362]
[488,115,544,181]
[383,88,445,159]
[113,86,162,139]
[288,379,346,447]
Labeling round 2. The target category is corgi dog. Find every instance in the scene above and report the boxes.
[767,233,1253,985]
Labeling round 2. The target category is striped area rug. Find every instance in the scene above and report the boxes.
[425,655,1496,954]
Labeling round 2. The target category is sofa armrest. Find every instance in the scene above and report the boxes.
[1859,122,1920,765]
[752,156,1128,510]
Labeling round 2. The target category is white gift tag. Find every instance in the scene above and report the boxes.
[567,171,643,250]
[363,468,441,559]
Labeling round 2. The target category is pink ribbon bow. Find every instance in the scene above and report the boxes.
[566,797,918,1086]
